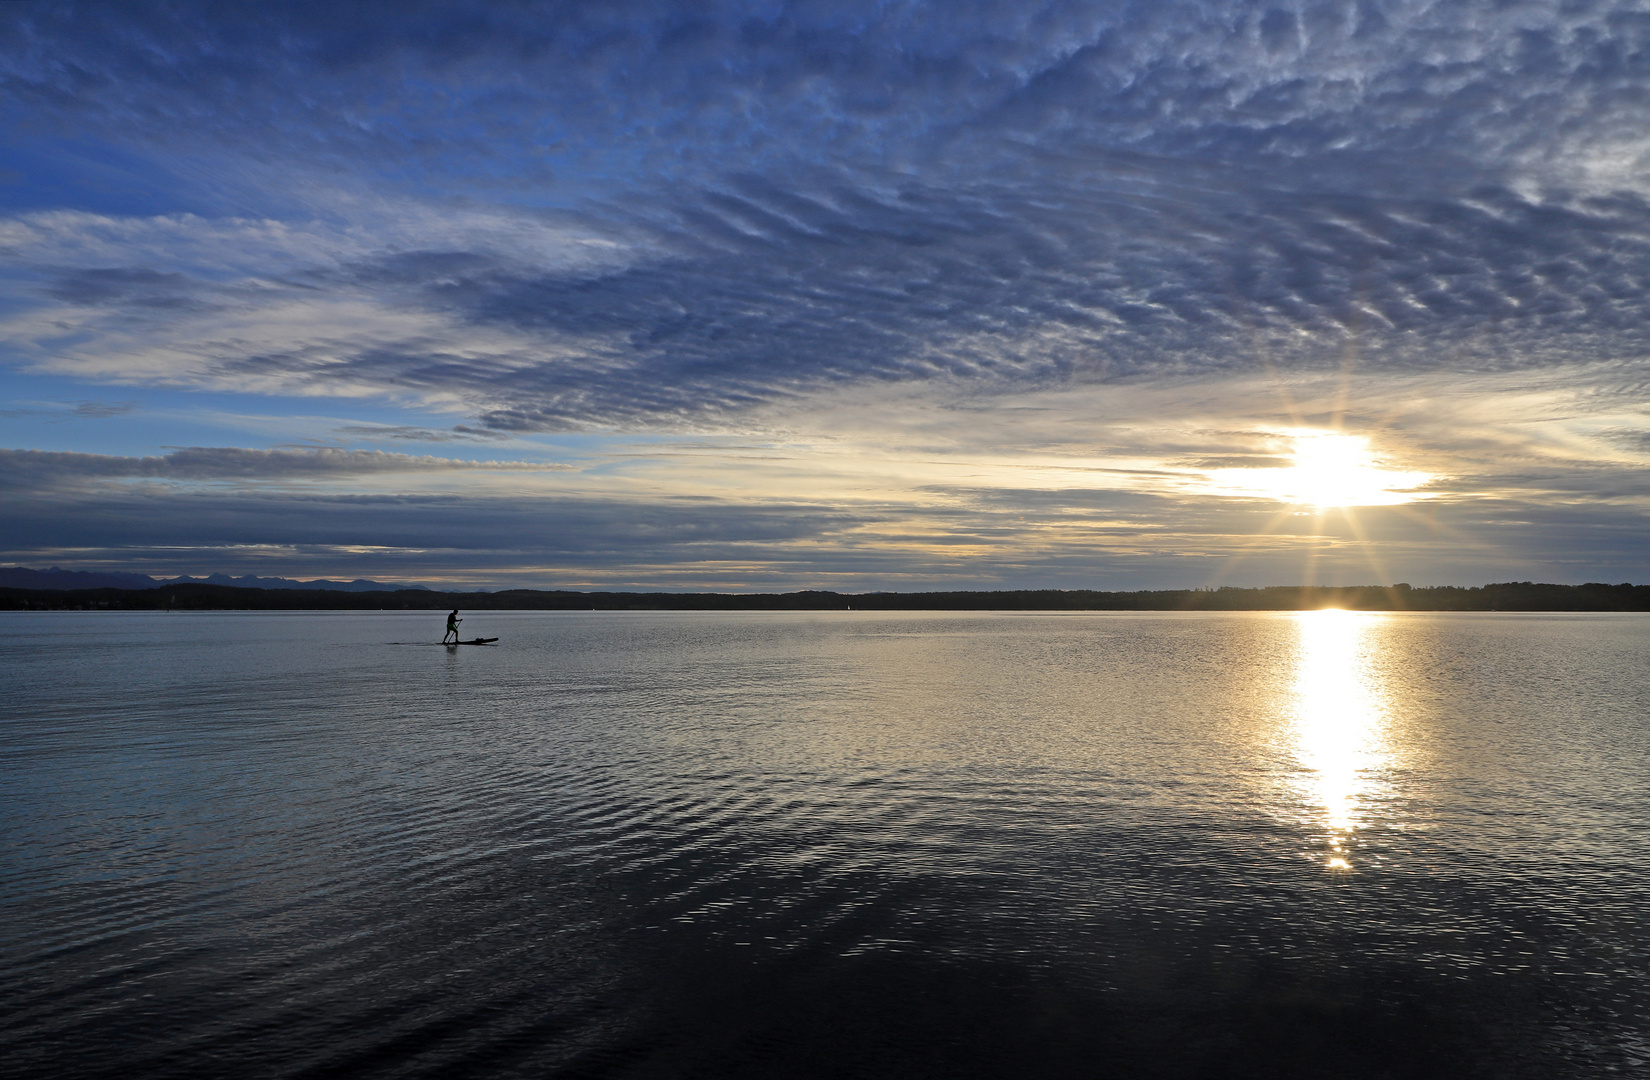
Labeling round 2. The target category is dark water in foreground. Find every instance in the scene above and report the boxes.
[3,610,1649,1079]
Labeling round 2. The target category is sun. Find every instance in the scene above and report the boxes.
[1205,430,1433,509]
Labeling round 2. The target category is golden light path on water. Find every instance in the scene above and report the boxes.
[1290,609,1393,870]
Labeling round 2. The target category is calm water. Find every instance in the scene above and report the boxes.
[3,610,1649,1079]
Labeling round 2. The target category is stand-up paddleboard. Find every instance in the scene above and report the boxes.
[389,638,500,646]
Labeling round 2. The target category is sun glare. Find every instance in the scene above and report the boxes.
[1207,431,1432,509]
[1290,608,1392,869]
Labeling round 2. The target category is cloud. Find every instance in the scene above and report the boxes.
[71,400,135,417]
[12,1,1650,214]
[0,399,137,418]
[6,465,1647,590]
[0,445,571,490]
[4,382,1648,590]
[9,176,1650,432]
[45,267,199,307]
[0,483,874,590]
[3,3,1650,433]
[335,424,513,443]
[7,2,1646,188]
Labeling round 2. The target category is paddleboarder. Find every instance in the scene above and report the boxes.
[443,609,462,643]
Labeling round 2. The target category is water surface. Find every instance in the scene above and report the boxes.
[3,610,1648,1078]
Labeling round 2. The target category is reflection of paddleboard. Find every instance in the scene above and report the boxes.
[448,637,499,646]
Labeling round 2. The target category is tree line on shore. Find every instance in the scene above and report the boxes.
[3,580,1647,612]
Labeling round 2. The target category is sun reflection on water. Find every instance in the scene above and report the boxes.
[1290,609,1391,869]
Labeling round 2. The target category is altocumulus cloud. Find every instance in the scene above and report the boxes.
[4,1,1650,429]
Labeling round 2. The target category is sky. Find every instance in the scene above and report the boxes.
[3,0,1649,591]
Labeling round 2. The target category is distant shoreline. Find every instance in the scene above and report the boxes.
[3,581,1646,612]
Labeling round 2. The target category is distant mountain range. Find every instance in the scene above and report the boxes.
[0,566,431,592]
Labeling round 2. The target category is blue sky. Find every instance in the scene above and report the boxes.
[3,0,1649,589]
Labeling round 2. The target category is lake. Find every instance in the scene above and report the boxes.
[3,610,1648,1078]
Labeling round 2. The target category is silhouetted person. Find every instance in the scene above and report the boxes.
[444,609,462,643]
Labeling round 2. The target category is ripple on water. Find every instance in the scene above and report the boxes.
[3,610,1649,1078]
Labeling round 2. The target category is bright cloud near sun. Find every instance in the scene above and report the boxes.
[1203,432,1436,510]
